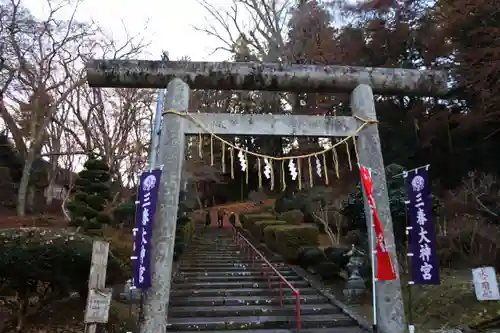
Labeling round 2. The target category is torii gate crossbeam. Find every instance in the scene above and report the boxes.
[86,60,448,96]
[85,60,448,333]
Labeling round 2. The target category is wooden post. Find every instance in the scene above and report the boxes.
[85,240,110,333]
[352,84,406,333]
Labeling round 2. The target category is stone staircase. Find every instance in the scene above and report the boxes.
[167,227,368,333]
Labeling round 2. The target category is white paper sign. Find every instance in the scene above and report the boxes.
[84,288,112,323]
[472,266,500,301]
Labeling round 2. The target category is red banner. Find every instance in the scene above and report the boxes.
[359,166,397,281]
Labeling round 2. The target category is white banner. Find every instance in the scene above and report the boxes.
[472,266,500,301]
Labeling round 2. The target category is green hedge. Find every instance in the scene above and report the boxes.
[0,228,125,299]
[251,220,287,241]
[174,217,195,261]
[240,213,276,230]
[263,225,281,251]
[278,209,304,224]
[260,204,275,212]
[273,225,319,261]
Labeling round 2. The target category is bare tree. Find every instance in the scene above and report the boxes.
[195,0,296,160]
[42,98,73,205]
[59,130,78,221]
[448,171,498,217]
[304,186,345,246]
[195,0,291,60]
[47,22,151,200]
[0,0,107,215]
[87,87,154,190]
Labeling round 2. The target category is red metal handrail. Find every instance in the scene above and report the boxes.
[231,227,302,330]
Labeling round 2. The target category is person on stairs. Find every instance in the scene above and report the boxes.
[217,208,225,228]
[205,210,212,228]
[229,212,237,227]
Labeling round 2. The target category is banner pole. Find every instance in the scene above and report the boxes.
[370,212,378,333]
[404,198,415,333]
[366,167,378,333]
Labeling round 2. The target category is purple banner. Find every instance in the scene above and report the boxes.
[132,168,162,289]
[405,167,440,285]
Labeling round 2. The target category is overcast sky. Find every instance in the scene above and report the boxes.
[27,0,233,61]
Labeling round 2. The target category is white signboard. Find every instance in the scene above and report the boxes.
[472,266,500,301]
[84,288,112,323]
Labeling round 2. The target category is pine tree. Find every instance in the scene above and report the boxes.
[67,155,112,233]
[0,132,23,183]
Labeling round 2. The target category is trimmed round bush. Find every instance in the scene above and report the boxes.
[252,220,287,241]
[296,246,326,268]
[176,216,192,226]
[260,204,275,213]
[345,229,365,247]
[314,261,342,280]
[241,213,276,231]
[274,224,319,262]
[263,225,281,251]
[278,209,304,224]
[324,246,350,269]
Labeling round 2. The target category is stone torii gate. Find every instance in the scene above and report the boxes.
[86,61,448,333]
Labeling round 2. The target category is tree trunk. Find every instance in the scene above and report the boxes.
[17,151,36,216]
[45,181,54,205]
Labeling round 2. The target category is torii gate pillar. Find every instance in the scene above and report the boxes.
[141,78,189,333]
[352,84,406,333]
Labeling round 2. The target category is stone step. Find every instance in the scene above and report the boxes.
[179,259,270,265]
[167,328,367,333]
[166,314,356,330]
[178,266,283,272]
[187,250,247,252]
[180,262,286,267]
[189,245,242,249]
[176,270,297,278]
[168,294,327,307]
[177,265,288,271]
[184,250,240,253]
[182,254,247,259]
[172,280,310,290]
[167,231,362,333]
[184,250,245,254]
[170,287,318,298]
[168,303,341,318]
[173,275,303,283]
[190,243,240,247]
[181,258,251,263]
[180,255,266,260]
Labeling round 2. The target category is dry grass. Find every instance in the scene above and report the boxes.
[0,214,68,229]
[403,268,500,329]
